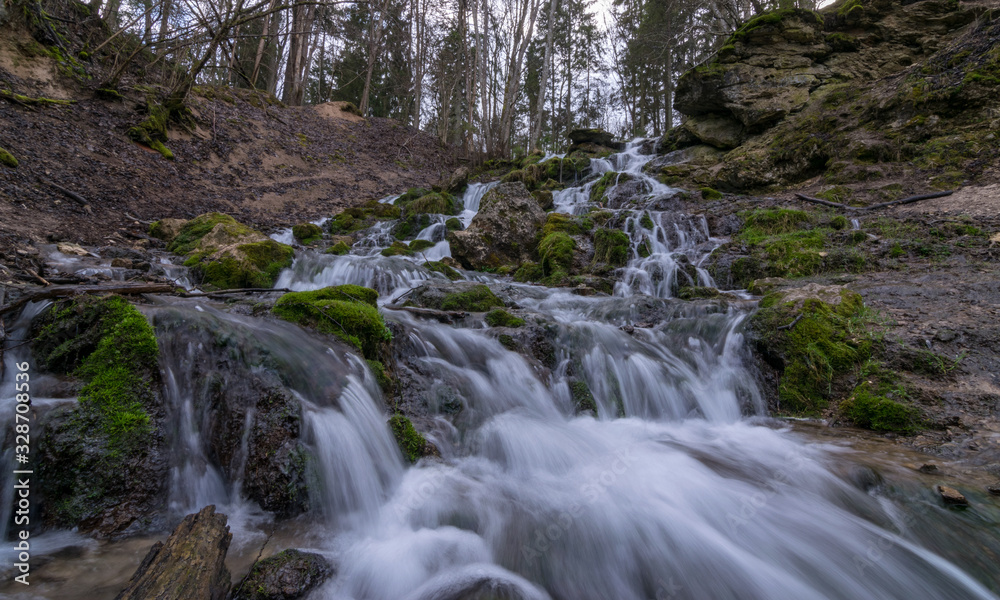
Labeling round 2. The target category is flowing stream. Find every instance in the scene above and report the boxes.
[3,141,1000,599]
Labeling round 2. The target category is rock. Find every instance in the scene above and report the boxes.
[987,485,1000,496]
[407,281,505,312]
[918,464,939,474]
[937,485,968,505]
[101,246,149,261]
[683,114,745,149]
[447,166,470,192]
[568,128,619,148]
[240,389,311,516]
[111,257,134,269]
[448,182,546,270]
[231,549,333,600]
[115,506,232,600]
[148,218,187,243]
[57,242,90,256]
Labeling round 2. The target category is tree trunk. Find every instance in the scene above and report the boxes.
[158,0,171,43]
[530,0,557,151]
[498,0,540,157]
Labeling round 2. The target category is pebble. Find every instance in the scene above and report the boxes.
[937,485,969,506]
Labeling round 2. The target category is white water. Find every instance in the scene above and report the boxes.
[6,139,1000,599]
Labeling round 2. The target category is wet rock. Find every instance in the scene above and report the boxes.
[241,389,311,516]
[115,505,232,600]
[937,485,969,506]
[407,281,505,312]
[987,485,1000,496]
[231,549,333,600]
[568,128,619,148]
[683,114,744,149]
[101,246,149,261]
[111,257,134,268]
[448,183,545,270]
[57,242,90,256]
[447,166,470,192]
[918,464,939,474]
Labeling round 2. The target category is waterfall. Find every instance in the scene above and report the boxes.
[7,138,1000,600]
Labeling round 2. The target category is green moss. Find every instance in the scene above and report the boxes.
[485,309,525,328]
[751,290,877,415]
[326,241,351,255]
[389,414,427,463]
[829,215,849,230]
[0,146,17,168]
[727,8,824,45]
[498,334,519,350]
[446,217,463,231]
[194,241,294,289]
[32,296,161,526]
[426,261,462,280]
[273,286,389,358]
[381,241,415,257]
[168,212,239,254]
[826,32,858,52]
[700,187,723,200]
[816,186,852,204]
[538,232,576,282]
[592,228,630,267]
[678,286,721,300]
[440,285,504,312]
[836,0,863,18]
[736,208,812,242]
[514,262,544,283]
[366,360,394,394]
[149,139,174,160]
[840,380,919,433]
[405,192,458,216]
[329,201,401,235]
[589,172,633,203]
[409,239,436,253]
[293,223,323,244]
[639,213,655,229]
[570,380,597,414]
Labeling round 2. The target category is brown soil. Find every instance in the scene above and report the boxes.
[0,62,455,253]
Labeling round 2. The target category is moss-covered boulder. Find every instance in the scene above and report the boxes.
[292,223,323,244]
[32,296,167,535]
[328,200,400,235]
[149,218,187,243]
[231,549,333,600]
[326,241,350,255]
[592,228,631,267]
[405,281,505,312]
[169,213,295,289]
[272,286,389,359]
[448,182,546,271]
[485,309,525,328]
[748,285,877,416]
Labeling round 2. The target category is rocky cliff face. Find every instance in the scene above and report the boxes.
[662,0,999,197]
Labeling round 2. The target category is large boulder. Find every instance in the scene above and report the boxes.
[568,128,618,148]
[447,183,546,270]
[115,506,232,600]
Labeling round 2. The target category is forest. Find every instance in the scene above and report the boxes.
[82,0,821,159]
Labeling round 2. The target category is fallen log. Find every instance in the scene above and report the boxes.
[38,176,90,206]
[794,190,954,212]
[0,283,175,317]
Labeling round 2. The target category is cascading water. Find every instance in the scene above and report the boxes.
[6,139,1000,599]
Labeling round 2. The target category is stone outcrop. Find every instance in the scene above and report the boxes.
[115,506,232,600]
[660,0,993,192]
[448,182,546,270]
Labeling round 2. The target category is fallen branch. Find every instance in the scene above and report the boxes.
[125,212,154,225]
[38,177,89,206]
[777,313,803,331]
[0,283,175,317]
[384,304,468,323]
[25,269,51,287]
[179,288,290,297]
[0,89,75,106]
[794,190,954,212]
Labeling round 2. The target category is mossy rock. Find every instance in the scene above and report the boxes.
[366,359,395,395]
[426,261,462,281]
[542,213,592,237]
[326,241,351,255]
[272,286,389,359]
[409,239,436,253]
[148,218,187,242]
[381,241,414,257]
[677,286,722,300]
[0,146,18,168]
[439,284,504,312]
[485,309,525,328]
[700,187,723,200]
[592,228,630,267]
[292,223,323,244]
[445,217,463,231]
[389,414,429,463]
[840,381,919,434]
[749,286,876,416]
[168,213,243,255]
[538,232,576,284]
[231,549,332,600]
[32,296,164,531]
[329,200,401,235]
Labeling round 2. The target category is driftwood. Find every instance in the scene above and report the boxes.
[25,269,50,287]
[114,505,232,600]
[794,190,954,212]
[38,176,90,206]
[0,283,175,317]
[384,304,468,323]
